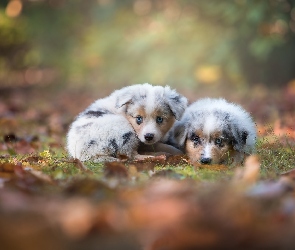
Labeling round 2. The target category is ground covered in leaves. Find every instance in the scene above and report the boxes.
[0,86,295,250]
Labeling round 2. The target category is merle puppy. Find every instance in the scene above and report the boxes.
[67,83,187,162]
[166,98,256,165]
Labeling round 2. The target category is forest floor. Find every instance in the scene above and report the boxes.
[0,83,295,250]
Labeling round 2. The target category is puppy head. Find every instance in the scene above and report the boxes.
[185,129,239,165]
[173,111,250,165]
[116,84,187,144]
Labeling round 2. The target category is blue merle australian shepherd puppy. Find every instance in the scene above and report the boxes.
[166,98,256,165]
[67,83,187,162]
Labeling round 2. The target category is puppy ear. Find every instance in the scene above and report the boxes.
[170,120,188,147]
[232,128,249,152]
[164,86,188,120]
[115,92,133,108]
[241,131,248,144]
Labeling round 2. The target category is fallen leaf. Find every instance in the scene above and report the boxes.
[129,155,166,172]
[13,162,26,178]
[166,154,189,165]
[118,154,129,161]
[233,155,260,185]
[69,158,93,174]
[0,172,14,180]
[128,165,139,179]
[64,178,114,199]
[104,162,128,178]
[128,161,156,172]
[58,198,96,239]
[12,140,37,154]
[152,169,183,179]
[29,169,55,184]
[0,162,17,172]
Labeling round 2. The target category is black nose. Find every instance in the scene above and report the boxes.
[200,157,212,165]
[144,133,154,141]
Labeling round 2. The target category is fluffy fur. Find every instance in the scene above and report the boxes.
[67,83,187,162]
[167,98,256,165]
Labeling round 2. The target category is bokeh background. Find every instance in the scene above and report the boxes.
[0,0,295,139]
[1,0,295,88]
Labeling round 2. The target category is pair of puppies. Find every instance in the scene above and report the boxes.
[67,83,256,165]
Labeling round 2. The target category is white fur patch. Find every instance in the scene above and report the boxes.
[203,115,218,136]
[203,144,212,158]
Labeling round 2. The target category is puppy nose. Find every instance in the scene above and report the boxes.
[144,133,154,141]
[200,157,212,165]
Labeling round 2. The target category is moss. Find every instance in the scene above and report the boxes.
[1,132,294,184]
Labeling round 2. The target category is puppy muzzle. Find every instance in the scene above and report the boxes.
[200,157,212,165]
[144,133,154,141]
[143,133,158,144]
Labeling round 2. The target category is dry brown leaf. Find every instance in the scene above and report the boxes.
[70,158,93,174]
[0,162,17,172]
[149,226,218,250]
[0,162,23,182]
[133,154,166,163]
[117,154,129,161]
[129,155,166,172]
[166,154,189,165]
[29,169,55,184]
[128,165,139,179]
[152,169,183,179]
[0,172,14,179]
[128,161,156,172]
[127,196,189,229]
[64,178,113,197]
[12,140,37,154]
[104,162,128,178]
[233,155,260,185]
[58,198,97,239]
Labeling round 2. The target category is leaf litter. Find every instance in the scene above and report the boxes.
[0,88,295,249]
[1,153,295,249]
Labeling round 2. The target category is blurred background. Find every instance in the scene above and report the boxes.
[1,0,295,88]
[0,0,295,139]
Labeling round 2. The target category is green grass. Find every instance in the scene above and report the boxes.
[1,133,294,184]
[257,135,295,179]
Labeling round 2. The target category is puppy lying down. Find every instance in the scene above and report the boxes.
[166,98,256,165]
[67,83,187,162]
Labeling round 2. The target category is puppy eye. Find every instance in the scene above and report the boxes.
[190,134,200,143]
[136,116,143,125]
[156,116,163,124]
[215,138,223,146]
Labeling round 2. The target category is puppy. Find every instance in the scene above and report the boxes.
[167,98,256,165]
[67,83,187,162]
